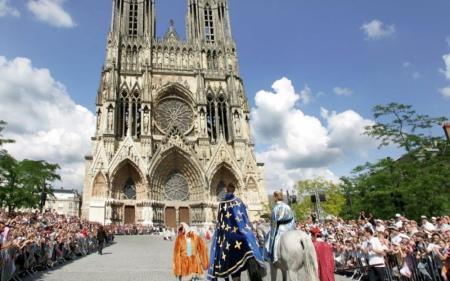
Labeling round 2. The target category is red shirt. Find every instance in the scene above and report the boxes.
[313,240,335,281]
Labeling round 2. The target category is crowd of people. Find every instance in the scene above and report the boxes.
[0,209,115,281]
[1,205,448,281]
[286,212,450,281]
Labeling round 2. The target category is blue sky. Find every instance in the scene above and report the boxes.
[0,0,449,190]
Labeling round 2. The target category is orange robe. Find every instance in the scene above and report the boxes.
[173,232,209,278]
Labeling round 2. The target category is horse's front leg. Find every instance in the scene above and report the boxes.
[287,270,298,281]
[270,263,277,281]
[281,269,288,281]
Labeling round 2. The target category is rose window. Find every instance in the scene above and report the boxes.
[164,173,189,201]
[156,98,193,134]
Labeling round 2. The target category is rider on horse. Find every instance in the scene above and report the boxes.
[265,191,296,263]
[208,183,265,281]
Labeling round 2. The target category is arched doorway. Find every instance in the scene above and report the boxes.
[210,164,240,202]
[110,160,145,224]
[111,161,144,200]
[149,147,205,226]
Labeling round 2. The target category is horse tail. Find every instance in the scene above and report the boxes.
[247,257,264,281]
[300,232,319,281]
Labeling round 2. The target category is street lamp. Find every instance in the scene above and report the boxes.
[443,122,450,141]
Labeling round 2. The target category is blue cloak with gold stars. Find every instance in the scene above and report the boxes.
[207,193,265,280]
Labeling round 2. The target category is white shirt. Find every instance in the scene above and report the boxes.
[395,220,403,228]
[375,225,385,233]
[423,222,436,232]
[391,234,402,245]
[364,237,385,267]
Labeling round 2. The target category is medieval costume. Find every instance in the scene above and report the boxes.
[265,200,295,263]
[310,227,335,281]
[208,192,265,280]
[173,223,209,281]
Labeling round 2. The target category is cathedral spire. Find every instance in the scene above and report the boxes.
[187,0,233,43]
[110,0,156,39]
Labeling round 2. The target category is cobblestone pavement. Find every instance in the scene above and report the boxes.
[26,236,351,281]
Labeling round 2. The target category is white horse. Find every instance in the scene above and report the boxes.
[259,225,320,281]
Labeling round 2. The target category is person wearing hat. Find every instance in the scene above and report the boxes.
[421,216,436,232]
[394,214,403,228]
[310,227,335,281]
[375,220,385,233]
[173,222,209,281]
[389,225,402,246]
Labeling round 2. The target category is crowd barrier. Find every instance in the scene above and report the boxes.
[0,234,114,281]
[336,252,447,281]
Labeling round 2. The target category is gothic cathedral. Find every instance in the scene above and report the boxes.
[82,0,267,227]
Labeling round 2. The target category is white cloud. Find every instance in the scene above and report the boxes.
[402,62,421,79]
[0,0,20,17]
[441,53,450,80]
[333,86,353,96]
[299,85,312,105]
[361,19,395,40]
[440,87,450,99]
[0,56,95,190]
[251,78,375,191]
[27,0,75,28]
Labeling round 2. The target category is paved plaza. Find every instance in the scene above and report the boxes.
[26,236,351,281]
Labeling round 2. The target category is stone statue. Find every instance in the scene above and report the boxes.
[234,112,241,135]
[143,112,149,133]
[107,108,113,131]
[142,207,153,225]
[97,110,101,130]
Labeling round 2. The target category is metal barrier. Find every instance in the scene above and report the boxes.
[335,252,447,281]
[0,234,114,281]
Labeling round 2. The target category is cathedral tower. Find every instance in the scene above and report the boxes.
[82,0,267,226]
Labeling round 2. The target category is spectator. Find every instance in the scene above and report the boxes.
[362,226,386,281]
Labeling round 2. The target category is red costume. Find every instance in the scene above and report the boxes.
[311,228,335,281]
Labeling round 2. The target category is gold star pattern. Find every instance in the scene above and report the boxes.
[237,210,243,216]
[226,242,230,250]
[222,252,226,261]
[236,216,242,222]
[232,226,238,233]
[221,221,225,230]
[234,240,242,250]
[225,211,232,219]
[245,224,252,231]
[225,224,231,232]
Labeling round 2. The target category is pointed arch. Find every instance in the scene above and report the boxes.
[92,172,108,198]
[148,147,206,202]
[210,163,241,201]
[155,82,195,105]
[110,159,146,200]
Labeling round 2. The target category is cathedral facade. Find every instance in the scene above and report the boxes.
[82,0,267,227]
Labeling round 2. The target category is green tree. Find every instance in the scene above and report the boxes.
[0,155,60,213]
[20,160,60,212]
[342,103,450,220]
[0,121,14,154]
